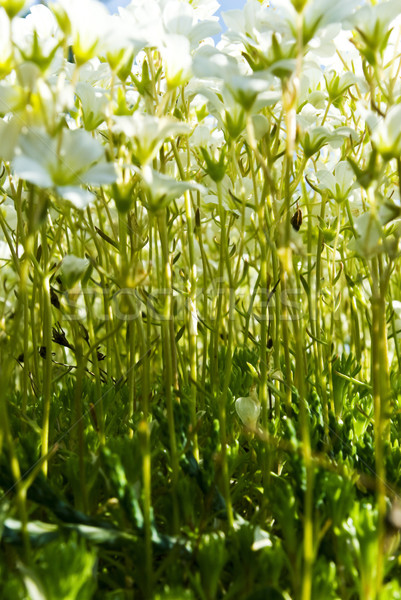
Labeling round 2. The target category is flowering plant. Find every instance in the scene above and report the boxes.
[1,1,401,598]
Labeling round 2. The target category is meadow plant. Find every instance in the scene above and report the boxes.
[1,0,401,598]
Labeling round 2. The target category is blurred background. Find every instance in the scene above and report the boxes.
[28,0,247,31]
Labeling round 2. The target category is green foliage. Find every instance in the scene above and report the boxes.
[21,535,97,600]
[1,0,401,599]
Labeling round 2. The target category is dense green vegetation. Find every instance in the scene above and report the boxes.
[1,0,401,598]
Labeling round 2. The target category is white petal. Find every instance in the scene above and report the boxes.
[13,156,53,187]
[81,162,117,185]
[58,186,94,210]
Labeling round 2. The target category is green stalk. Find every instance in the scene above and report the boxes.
[119,212,136,435]
[157,209,179,533]
[40,222,53,476]
[171,142,199,459]
[280,154,293,411]
[292,259,314,600]
[184,198,199,459]
[210,218,225,397]
[370,256,390,599]
[71,334,88,512]
[133,307,153,595]
[216,181,234,529]
[138,417,153,598]
[315,194,329,434]
[0,305,31,558]
[0,210,31,416]
[84,294,105,445]
[195,191,210,399]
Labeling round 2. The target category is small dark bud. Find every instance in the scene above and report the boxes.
[79,323,90,345]
[50,287,61,310]
[52,325,73,349]
[291,208,303,231]
[96,348,106,362]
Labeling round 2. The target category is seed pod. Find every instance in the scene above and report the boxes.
[50,287,61,310]
[52,325,73,350]
[291,208,302,231]
[386,500,401,533]
[96,347,106,362]
[235,393,261,429]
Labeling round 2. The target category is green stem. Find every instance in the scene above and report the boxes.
[370,256,390,599]
[315,195,329,434]
[216,181,235,529]
[72,336,88,512]
[41,223,52,476]
[171,136,199,458]
[157,209,179,533]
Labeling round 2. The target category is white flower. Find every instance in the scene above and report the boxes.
[162,0,220,49]
[118,0,164,47]
[101,14,146,71]
[193,45,239,81]
[0,199,17,231]
[112,114,192,165]
[138,165,204,212]
[0,116,21,160]
[300,125,331,158]
[349,211,382,258]
[371,104,401,161]
[0,8,12,76]
[13,127,116,209]
[51,0,109,66]
[75,82,108,131]
[185,0,219,21]
[13,5,61,71]
[302,0,359,40]
[315,161,356,202]
[226,73,271,112]
[0,80,21,116]
[160,34,192,89]
[347,0,401,58]
[223,0,281,49]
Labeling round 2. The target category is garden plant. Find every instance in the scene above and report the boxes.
[1,0,401,598]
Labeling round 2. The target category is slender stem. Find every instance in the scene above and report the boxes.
[184,189,199,459]
[315,195,329,434]
[157,209,179,532]
[370,255,390,599]
[72,334,88,512]
[216,181,234,529]
[171,141,199,458]
[40,223,53,476]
